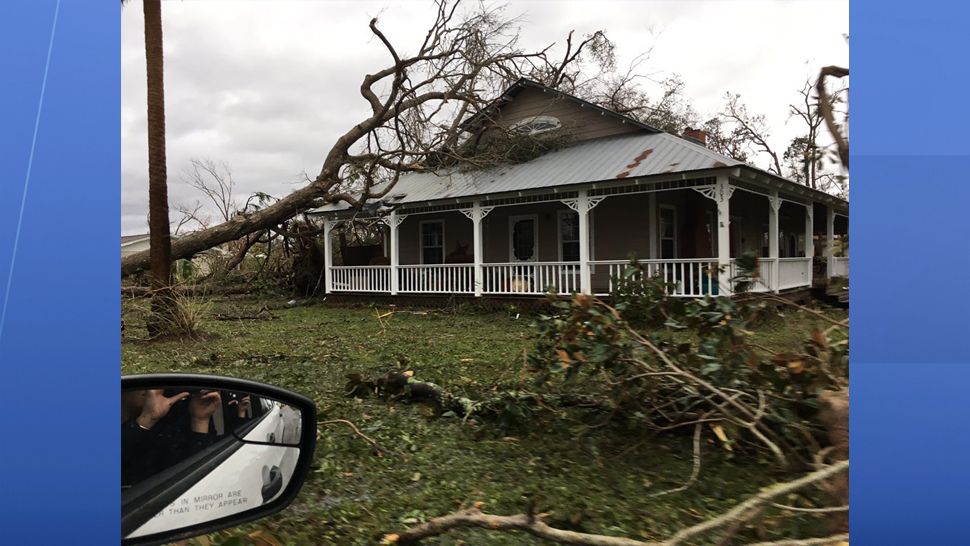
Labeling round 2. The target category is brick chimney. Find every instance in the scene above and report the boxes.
[683,127,707,147]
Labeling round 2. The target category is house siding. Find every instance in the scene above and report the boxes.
[490,87,642,143]
[399,211,473,265]
[389,189,812,292]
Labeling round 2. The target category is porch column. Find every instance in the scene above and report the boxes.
[472,201,484,297]
[648,192,658,259]
[578,190,592,294]
[714,175,733,296]
[768,191,780,293]
[804,202,815,283]
[323,218,334,294]
[826,206,836,278]
[389,210,400,295]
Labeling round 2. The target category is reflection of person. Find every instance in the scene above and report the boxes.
[122,389,227,487]
[154,390,223,469]
[225,393,254,433]
[122,389,189,486]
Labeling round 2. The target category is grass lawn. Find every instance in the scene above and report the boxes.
[122,298,847,545]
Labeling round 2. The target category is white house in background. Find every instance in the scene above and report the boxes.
[121,233,231,277]
[121,233,151,257]
[311,79,849,298]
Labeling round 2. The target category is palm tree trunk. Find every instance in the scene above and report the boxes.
[143,0,173,334]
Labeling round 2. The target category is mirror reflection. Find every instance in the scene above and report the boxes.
[122,386,303,539]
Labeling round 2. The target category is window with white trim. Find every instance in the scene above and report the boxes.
[420,220,445,264]
[509,215,538,261]
[558,210,580,262]
[730,215,742,258]
[659,205,677,259]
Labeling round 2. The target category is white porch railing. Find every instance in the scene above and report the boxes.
[399,264,475,294]
[728,258,774,294]
[331,265,391,293]
[482,262,581,295]
[831,257,849,278]
[778,258,812,290]
[329,258,815,296]
[592,259,720,297]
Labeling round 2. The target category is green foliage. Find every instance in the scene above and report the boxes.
[136,289,211,339]
[173,258,198,283]
[528,261,848,464]
[609,255,683,326]
[440,129,574,171]
[730,251,761,294]
[123,299,843,544]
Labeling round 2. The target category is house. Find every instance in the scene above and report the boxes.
[121,233,151,257]
[311,79,849,298]
[121,233,231,278]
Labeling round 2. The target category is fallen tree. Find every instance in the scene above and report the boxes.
[121,1,638,277]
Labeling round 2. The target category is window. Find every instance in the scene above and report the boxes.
[509,215,538,261]
[420,220,444,264]
[779,230,799,258]
[730,215,742,258]
[761,224,769,257]
[659,205,677,259]
[706,210,716,256]
[510,115,561,136]
[558,210,580,262]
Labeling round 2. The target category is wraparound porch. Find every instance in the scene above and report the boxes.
[318,174,847,298]
[327,257,815,297]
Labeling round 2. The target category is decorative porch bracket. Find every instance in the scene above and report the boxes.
[694,178,734,296]
[458,206,494,221]
[559,196,605,213]
[460,204,494,296]
[562,191,605,295]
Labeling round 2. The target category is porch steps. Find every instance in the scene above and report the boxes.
[818,285,849,307]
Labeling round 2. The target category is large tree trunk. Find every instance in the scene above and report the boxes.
[143,0,173,333]
[121,182,330,276]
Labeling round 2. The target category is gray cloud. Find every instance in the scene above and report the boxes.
[122,0,848,235]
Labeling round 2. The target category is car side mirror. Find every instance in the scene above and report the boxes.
[121,374,317,545]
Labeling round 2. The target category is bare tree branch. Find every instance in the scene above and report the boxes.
[816,66,849,169]
[122,1,571,275]
[384,461,849,546]
[720,93,782,175]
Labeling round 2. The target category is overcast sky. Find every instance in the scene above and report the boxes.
[121,0,848,235]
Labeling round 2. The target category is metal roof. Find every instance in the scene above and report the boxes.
[121,234,150,246]
[313,130,847,215]
[314,132,740,211]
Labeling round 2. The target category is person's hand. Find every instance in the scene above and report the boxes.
[228,395,252,419]
[136,389,189,430]
[188,391,222,433]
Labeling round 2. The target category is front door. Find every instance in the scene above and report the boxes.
[509,215,538,262]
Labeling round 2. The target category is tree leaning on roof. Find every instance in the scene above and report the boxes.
[122,0,716,277]
[123,1,588,276]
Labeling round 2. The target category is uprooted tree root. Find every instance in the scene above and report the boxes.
[383,460,849,546]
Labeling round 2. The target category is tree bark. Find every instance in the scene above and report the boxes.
[143,0,173,333]
[816,66,849,169]
[121,182,329,276]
